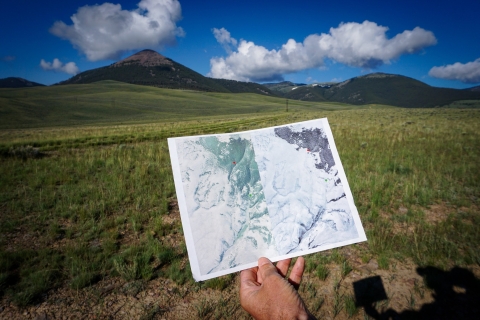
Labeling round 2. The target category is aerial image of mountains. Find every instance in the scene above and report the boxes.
[2,49,480,108]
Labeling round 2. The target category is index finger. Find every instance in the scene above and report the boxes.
[240,266,259,287]
[288,257,305,290]
[276,258,292,278]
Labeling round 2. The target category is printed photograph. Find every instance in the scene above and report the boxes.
[169,118,366,280]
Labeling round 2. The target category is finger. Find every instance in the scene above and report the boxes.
[288,257,305,290]
[239,267,260,307]
[276,258,292,278]
[257,257,279,283]
[240,267,259,288]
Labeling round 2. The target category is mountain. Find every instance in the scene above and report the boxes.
[59,49,276,96]
[45,50,480,107]
[263,81,336,95]
[266,73,480,108]
[466,85,480,92]
[208,78,276,95]
[0,77,45,88]
[263,81,301,94]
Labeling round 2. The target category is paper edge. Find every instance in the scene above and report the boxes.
[167,117,367,281]
[321,118,368,242]
[167,138,202,281]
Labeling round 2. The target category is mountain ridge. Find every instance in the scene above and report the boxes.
[466,85,480,92]
[265,73,480,108]
[58,49,276,96]
[0,77,45,88]
[4,49,478,108]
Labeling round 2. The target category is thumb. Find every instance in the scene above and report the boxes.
[257,257,279,283]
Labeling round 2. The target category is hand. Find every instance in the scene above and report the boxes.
[240,257,316,320]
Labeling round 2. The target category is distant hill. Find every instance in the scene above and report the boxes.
[263,81,335,94]
[0,80,356,129]
[466,85,480,92]
[266,73,480,108]
[209,78,276,95]
[263,81,300,94]
[0,77,45,88]
[59,49,276,96]
[42,50,480,107]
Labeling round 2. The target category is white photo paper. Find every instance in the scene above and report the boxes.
[168,118,366,281]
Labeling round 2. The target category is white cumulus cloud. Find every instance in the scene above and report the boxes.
[212,27,237,53]
[429,58,480,83]
[40,58,79,75]
[208,21,437,82]
[50,0,184,61]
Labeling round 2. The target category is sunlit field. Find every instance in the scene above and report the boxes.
[1,101,479,318]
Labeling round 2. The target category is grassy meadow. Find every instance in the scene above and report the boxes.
[0,80,356,130]
[0,83,479,319]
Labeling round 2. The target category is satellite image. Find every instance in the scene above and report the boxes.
[168,118,366,281]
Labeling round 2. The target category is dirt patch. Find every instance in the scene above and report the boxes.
[382,202,470,236]
[159,201,184,246]
[0,275,247,320]
[423,203,452,224]
[301,258,480,319]
[2,228,45,253]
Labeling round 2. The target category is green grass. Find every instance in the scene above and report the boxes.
[444,99,480,108]
[344,294,358,317]
[316,264,329,281]
[341,261,353,278]
[194,298,215,318]
[203,274,235,291]
[0,94,479,317]
[0,80,370,130]
[333,109,480,268]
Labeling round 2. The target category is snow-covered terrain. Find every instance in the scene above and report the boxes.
[175,134,277,275]
[251,121,358,254]
[169,118,366,280]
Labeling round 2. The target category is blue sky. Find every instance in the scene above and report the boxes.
[1,0,479,88]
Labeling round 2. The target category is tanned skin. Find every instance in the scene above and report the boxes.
[240,257,317,320]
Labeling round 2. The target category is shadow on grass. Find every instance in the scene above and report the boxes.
[354,266,480,319]
[0,146,47,160]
